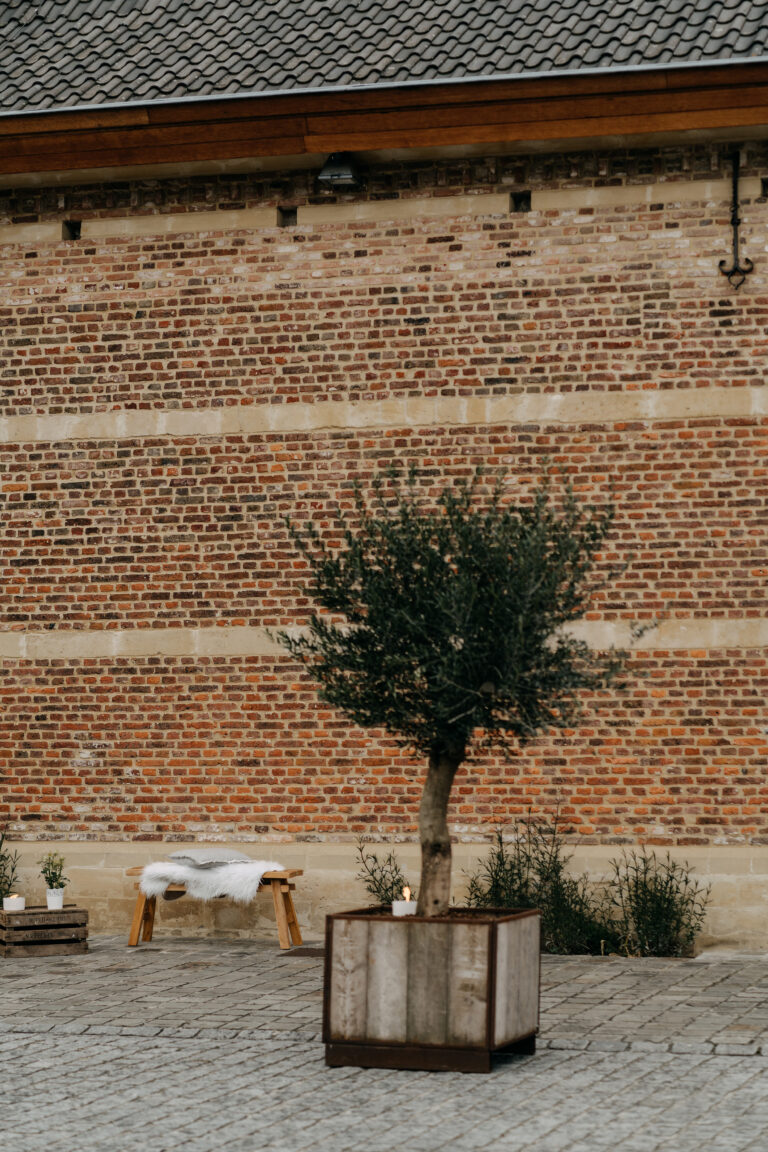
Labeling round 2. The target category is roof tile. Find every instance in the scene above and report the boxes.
[1,0,765,113]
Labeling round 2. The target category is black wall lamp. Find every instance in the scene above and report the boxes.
[316,152,365,189]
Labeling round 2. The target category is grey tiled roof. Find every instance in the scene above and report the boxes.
[2,0,767,114]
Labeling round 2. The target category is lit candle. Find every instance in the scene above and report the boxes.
[392,886,417,917]
[3,894,25,912]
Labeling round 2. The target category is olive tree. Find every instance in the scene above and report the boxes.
[277,469,629,917]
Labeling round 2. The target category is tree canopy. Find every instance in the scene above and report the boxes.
[278,468,626,761]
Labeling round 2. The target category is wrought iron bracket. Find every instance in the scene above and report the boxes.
[719,150,754,290]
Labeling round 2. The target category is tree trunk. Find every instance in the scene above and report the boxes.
[416,746,464,917]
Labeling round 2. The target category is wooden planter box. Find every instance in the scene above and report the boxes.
[323,907,540,1073]
[0,905,89,957]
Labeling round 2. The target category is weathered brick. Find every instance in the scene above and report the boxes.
[0,650,766,839]
[1,143,766,848]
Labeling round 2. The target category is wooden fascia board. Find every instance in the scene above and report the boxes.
[1,63,767,178]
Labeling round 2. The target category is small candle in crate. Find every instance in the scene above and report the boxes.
[3,894,25,912]
[392,886,417,916]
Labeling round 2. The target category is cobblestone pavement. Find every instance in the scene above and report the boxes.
[2,936,768,1150]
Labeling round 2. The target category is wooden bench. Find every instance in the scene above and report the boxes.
[126,867,304,950]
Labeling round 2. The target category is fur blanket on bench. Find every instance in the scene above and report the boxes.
[140,860,285,904]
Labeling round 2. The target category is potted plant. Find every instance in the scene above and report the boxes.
[278,467,632,1072]
[39,851,69,910]
[0,826,22,911]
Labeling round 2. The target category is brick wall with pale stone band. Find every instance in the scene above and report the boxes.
[1,142,767,942]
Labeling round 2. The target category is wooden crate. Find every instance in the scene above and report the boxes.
[323,906,540,1073]
[0,905,89,957]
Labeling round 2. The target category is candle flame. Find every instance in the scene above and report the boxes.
[402,886,411,902]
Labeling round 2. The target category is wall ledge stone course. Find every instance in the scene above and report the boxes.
[7,840,768,946]
[2,383,766,446]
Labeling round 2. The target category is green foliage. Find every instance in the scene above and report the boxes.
[277,467,627,759]
[356,839,414,905]
[466,824,710,957]
[608,849,710,958]
[355,825,710,956]
[39,851,68,890]
[466,819,621,955]
[0,826,20,900]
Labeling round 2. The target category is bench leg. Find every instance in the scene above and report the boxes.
[128,892,147,946]
[128,891,157,946]
[282,884,303,946]
[270,879,292,949]
[142,895,157,942]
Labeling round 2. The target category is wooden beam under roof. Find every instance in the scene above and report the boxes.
[1,63,767,181]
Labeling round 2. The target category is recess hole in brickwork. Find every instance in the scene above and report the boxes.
[62,220,82,240]
[277,206,297,227]
[510,191,532,213]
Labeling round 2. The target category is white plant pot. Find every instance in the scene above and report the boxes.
[46,889,64,911]
[3,895,25,911]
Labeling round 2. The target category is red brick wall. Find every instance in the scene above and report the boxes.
[2,147,767,418]
[2,144,767,846]
[1,651,766,842]
[2,421,766,630]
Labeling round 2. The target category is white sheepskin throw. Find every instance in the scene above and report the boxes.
[140,860,285,903]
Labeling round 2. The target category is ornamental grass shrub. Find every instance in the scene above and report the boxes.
[465,821,710,957]
[357,815,710,957]
[356,839,414,906]
[464,818,622,955]
[607,848,711,958]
